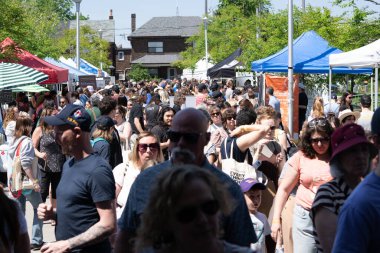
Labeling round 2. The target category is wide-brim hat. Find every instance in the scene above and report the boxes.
[338,109,360,123]
[330,123,377,162]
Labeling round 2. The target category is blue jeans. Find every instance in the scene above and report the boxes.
[17,190,43,245]
[292,204,317,253]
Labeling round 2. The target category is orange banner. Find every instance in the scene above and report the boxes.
[265,75,299,134]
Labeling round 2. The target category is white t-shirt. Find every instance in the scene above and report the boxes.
[250,212,271,253]
[357,110,374,132]
[113,162,141,218]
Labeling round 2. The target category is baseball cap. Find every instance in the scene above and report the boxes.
[44,104,91,132]
[240,178,266,192]
[331,123,377,162]
[96,116,115,131]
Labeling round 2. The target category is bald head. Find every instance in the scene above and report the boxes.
[172,108,209,132]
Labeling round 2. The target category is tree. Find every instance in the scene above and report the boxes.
[56,26,111,69]
[127,64,151,81]
[218,0,271,16]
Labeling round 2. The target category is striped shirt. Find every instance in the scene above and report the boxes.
[310,177,353,252]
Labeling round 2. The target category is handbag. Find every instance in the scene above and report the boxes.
[286,135,298,159]
[9,140,40,198]
[221,138,267,185]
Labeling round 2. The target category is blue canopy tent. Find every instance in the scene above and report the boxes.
[251,30,372,74]
[45,58,90,83]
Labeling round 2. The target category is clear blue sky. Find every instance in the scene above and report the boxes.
[79,0,378,48]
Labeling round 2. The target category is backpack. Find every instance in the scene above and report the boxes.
[90,137,108,147]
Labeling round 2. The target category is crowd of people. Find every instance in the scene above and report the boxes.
[0,77,379,253]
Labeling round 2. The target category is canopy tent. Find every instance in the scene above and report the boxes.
[182,58,214,80]
[251,31,372,74]
[59,57,109,77]
[0,62,48,89]
[329,39,380,107]
[12,84,49,93]
[45,57,89,83]
[0,37,68,84]
[207,48,243,78]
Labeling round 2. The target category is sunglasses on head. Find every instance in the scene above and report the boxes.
[308,118,327,128]
[176,199,219,224]
[137,143,160,152]
[167,130,203,144]
[311,137,330,144]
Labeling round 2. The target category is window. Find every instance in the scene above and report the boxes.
[118,51,125,61]
[148,68,158,77]
[148,42,163,53]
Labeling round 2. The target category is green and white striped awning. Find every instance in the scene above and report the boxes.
[0,62,49,90]
[11,84,49,93]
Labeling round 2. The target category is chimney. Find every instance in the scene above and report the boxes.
[131,13,136,32]
[109,9,113,20]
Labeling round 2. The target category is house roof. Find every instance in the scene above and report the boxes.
[129,16,202,38]
[131,53,181,66]
[66,20,115,43]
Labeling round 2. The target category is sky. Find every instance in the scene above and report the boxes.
[79,0,379,48]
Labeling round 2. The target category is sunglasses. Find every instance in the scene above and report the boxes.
[308,118,327,128]
[269,126,276,130]
[226,116,236,121]
[211,112,220,117]
[137,143,160,152]
[167,130,203,144]
[311,137,330,144]
[176,199,219,224]
[347,96,353,99]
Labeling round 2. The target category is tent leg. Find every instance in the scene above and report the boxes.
[262,73,266,106]
[329,68,332,102]
[375,66,379,109]
[371,76,374,111]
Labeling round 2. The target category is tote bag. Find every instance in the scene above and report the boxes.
[221,138,267,184]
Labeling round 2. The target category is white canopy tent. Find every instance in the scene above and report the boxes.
[182,58,214,81]
[329,39,380,107]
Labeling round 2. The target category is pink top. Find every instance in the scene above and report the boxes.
[288,151,333,210]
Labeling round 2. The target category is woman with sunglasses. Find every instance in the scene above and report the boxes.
[113,132,164,218]
[134,164,254,253]
[151,107,176,160]
[271,117,334,253]
[310,124,376,253]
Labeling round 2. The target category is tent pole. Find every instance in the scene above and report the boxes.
[329,68,332,102]
[375,65,379,109]
[288,0,294,136]
[371,75,374,111]
[262,73,266,106]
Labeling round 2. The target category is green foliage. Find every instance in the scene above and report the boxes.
[56,26,111,69]
[177,2,380,72]
[218,0,271,16]
[127,64,151,82]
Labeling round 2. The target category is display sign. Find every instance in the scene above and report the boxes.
[78,75,97,88]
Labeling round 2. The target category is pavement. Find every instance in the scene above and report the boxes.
[25,197,56,252]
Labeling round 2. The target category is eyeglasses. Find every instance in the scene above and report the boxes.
[226,116,236,121]
[175,199,219,224]
[167,130,203,144]
[311,137,330,144]
[211,112,220,117]
[308,118,327,128]
[137,143,160,152]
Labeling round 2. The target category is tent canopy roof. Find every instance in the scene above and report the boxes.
[251,31,372,74]
[329,39,380,68]
[207,48,243,78]
[0,38,69,84]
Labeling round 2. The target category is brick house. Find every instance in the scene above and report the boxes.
[128,16,202,79]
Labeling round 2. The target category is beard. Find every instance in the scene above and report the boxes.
[170,147,196,165]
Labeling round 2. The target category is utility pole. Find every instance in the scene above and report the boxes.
[302,0,305,12]
[204,0,209,79]
[288,0,294,135]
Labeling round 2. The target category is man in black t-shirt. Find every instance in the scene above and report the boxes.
[144,94,161,131]
[128,94,146,149]
[37,104,116,253]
